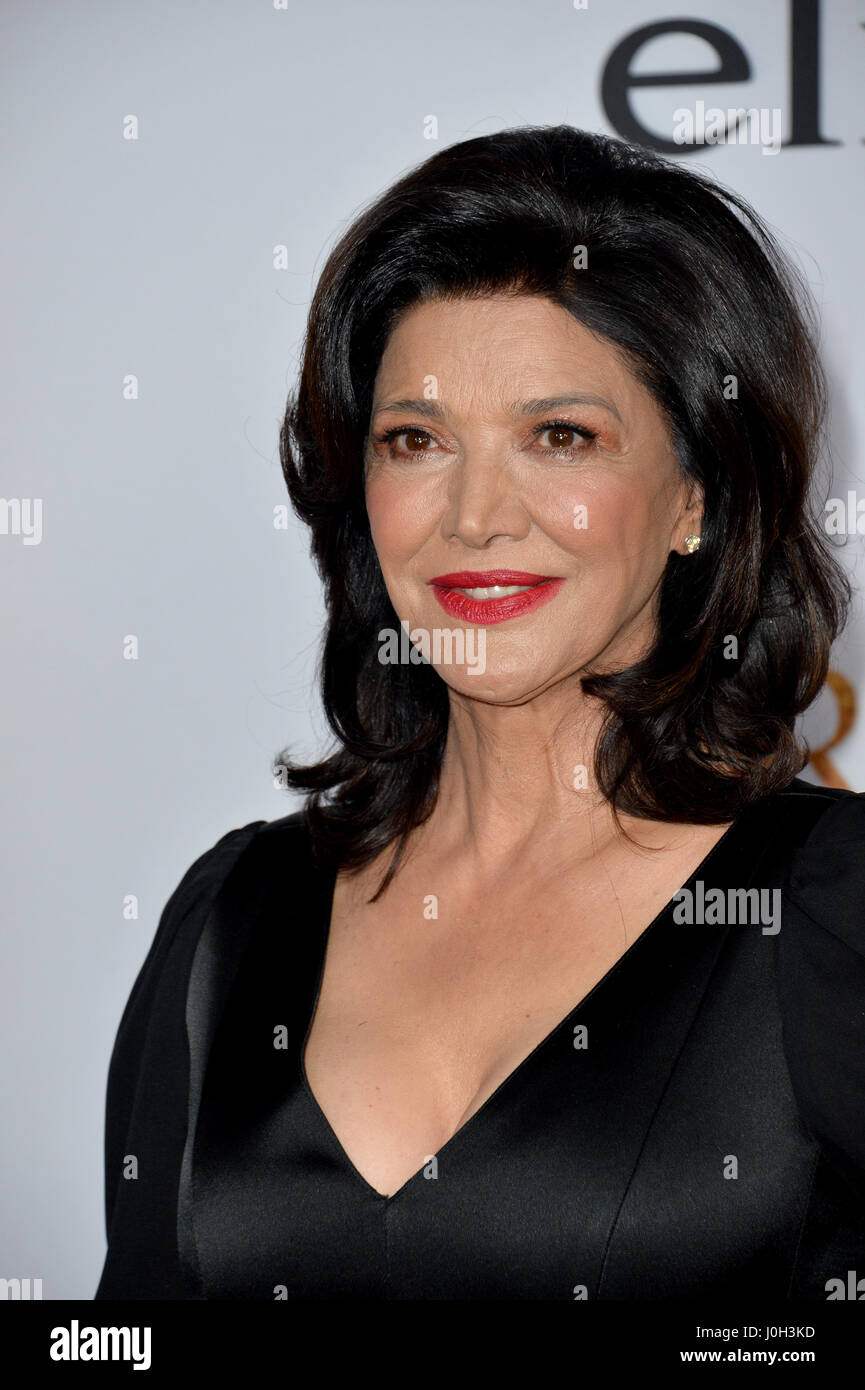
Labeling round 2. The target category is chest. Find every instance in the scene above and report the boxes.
[301,829,731,1197]
[185,853,822,1299]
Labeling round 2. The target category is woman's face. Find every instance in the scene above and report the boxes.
[364,293,701,704]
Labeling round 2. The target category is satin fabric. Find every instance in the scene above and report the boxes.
[94,777,865,1300]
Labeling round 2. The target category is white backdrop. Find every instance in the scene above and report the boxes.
[1,0,862,1298]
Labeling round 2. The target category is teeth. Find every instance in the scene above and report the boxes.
[455,585,535,599]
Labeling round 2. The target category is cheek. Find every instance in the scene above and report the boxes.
[532,474,637,557]
[364,476,430,568]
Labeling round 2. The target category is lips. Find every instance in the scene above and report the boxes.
[427,570,564,625]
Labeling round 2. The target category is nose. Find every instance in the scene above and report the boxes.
[440,443,530,548]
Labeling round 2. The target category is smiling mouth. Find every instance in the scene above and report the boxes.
[449,583,535,599]
[426,571,564,625]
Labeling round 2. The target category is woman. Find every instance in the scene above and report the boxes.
[95,125,865,1301]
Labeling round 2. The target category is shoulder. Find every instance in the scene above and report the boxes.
[190,803,314,902]
[763,774,856,838]
[161,818,272,925]
[769,779,865,1202]
[175,808,310,893]
[774,778,865,942]
[111,809,313,1044]
[159,808,311,928]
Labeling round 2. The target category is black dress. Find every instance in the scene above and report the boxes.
[94,776,865,1300]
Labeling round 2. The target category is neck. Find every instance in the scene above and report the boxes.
[427,676,623,870]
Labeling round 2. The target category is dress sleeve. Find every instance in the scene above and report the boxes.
[101,821,267,1244]
[778,790,865,1206]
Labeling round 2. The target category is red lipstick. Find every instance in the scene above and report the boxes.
[427,570,564,625]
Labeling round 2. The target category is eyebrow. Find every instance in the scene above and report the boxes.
[370,393,622,423]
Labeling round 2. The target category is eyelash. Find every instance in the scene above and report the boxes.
[371,418,599,459]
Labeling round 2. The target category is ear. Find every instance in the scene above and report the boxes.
[672,478,704,556]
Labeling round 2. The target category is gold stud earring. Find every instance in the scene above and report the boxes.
[684,535,701,554]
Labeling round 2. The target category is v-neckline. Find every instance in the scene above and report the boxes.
[298,811,751,1205]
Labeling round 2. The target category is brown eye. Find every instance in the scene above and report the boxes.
[535,422,597,454]
[404,431,431,452]
[370,425,440,459]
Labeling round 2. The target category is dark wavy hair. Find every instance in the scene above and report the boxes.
[276,124,849,889]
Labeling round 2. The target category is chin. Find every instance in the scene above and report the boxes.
[435,661,564,706]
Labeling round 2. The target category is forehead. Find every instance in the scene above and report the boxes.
[373,294,657,421]
[372,296,664,436]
